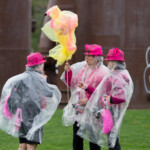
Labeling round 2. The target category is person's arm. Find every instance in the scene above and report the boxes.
[110,96,125,104]
[110,79,127,104]
[78,81,95,97]
[65,69,73,86]
[85,86,95,95]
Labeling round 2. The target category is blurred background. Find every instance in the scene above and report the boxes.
[0,0,150,109]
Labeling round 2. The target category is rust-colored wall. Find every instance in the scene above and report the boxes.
[0,0,31,91]
[39,0,150,108]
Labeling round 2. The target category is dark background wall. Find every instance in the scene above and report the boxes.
[0,0,31,91]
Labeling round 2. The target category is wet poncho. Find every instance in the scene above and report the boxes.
[77,67,134,148]
[0,67,61,143]
[61,61,108,126]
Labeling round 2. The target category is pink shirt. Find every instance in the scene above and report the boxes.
[65,65,108,100]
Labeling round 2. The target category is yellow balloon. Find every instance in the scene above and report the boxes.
[42,5,78,66]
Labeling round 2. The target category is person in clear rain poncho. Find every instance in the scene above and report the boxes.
[77,48,134,150]
[0,53,61,150]
[61,44,109,150]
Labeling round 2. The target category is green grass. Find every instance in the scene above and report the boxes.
[0,109,150,150]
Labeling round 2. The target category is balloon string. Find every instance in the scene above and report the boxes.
[66,60,70,109]
[67,68,70,102]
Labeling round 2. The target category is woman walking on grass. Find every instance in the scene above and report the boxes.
[77,48,133,150]
[0,52,61,150]
[61,44,108,150]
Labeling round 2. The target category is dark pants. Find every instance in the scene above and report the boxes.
[73,122,121,150]
[109,138,121,150]
[73,122,100,150]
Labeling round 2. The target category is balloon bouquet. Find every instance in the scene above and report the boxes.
[42,5,78,66]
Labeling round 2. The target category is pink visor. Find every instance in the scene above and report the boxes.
[105,48,125,61]
[26,53,46,67]
[84,44,103,56]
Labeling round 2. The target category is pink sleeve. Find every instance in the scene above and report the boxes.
[110,96,125,104]
[85,86,95,95]
[65,69,73,87]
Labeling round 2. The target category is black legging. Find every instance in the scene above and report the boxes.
[73,122,121,150]
[109,138,121,150]
[73,122,100,150]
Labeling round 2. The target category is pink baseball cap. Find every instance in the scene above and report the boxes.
[105,48,125,61]
[26,53,46,67]
[84,44,103,56]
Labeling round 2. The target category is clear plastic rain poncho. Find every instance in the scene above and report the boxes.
[0,67,61,143]
[77,66,134,148]
[61,61,108,126]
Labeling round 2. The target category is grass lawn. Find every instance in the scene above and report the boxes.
[0,109,150,150]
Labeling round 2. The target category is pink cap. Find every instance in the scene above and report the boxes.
[26,53,46,67]
[105,48,125,61]
[84,44,103,56]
